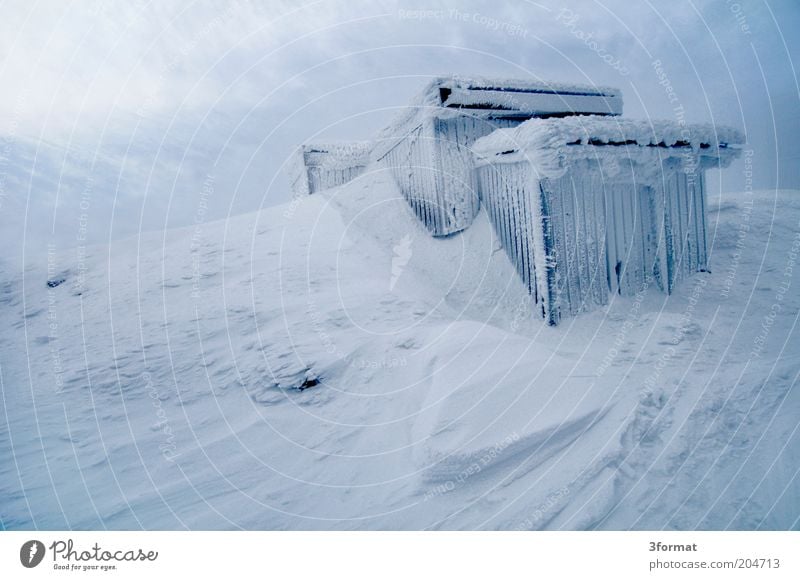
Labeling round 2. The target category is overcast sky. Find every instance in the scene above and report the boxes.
[0,0,797,258]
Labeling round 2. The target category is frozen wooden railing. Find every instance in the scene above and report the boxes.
[289,141,371,196]
[372,76,623,237]
[473,116,743,325]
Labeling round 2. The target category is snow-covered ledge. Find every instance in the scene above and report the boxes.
[288,141,371,196]
[472,116,743,176]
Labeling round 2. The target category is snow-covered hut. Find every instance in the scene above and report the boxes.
[472,116,743,325]
[289,141,371,196]
[372,76,623,237]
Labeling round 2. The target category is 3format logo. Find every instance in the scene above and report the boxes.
[20,540,46,568]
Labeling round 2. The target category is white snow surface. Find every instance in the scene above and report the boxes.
[1,169,798,530]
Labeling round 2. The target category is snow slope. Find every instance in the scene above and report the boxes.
[1,168,798,530]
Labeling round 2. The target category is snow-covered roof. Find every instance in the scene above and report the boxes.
[399,75,622,117]
[288,140,372,196]
[373,75,622,160]
[472,116,744,177]
[297,141,371,169]
[434,75,621,113]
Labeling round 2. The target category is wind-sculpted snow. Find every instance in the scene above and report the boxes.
[0,170,797,530]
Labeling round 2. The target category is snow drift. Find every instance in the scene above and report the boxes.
[0,167,797,530]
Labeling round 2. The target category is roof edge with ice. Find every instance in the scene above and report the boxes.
[472,116,744,176]
[372,75,623,160]
[288,141,373,196]
[296,140,371,169]
[298,141,372,156]
[434,74,621,98]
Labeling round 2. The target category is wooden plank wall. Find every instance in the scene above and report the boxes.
[540,170,610,319]
[477,162,539,305]
[662,170,707,292]
[601,179,656,297]
[477,160,708,325]
[377,124,448,236]
[378,116,521,237]
[306,165,366,194]
[434,117,519,234]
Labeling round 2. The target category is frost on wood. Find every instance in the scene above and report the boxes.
[373,76,623,237]
[289,141,371,196]
[474,116,743,325]
[287,79,744,327]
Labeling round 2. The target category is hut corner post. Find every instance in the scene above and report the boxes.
[533,178,561,326]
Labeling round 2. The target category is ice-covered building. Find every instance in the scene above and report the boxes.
[372,76,623,236]
[472,116,743,325]
[288,76,743,326]
[289,142,371,196]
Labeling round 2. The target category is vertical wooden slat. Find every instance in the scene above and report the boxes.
[614,182,627,294]
[627,181,640,294]
[564,176,580,313]
[557,178,567,319]
[518,166,536,301]
[664,172,676,293]
[538,179,560,325]
[635,182,646,291]
[675,170,687,283]
[696,171,708,271]
[604,180,616,295]
[683,171,697,275]
[596,174,610,302]
[516,168,533,296]
[636,180,647,290]
[581,172,596,307]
